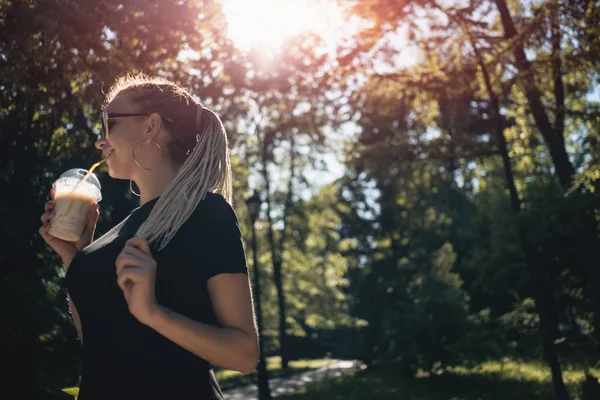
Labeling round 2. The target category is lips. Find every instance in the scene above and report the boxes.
[104,150,114,159]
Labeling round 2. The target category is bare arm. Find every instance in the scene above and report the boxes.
[146,273,259,374]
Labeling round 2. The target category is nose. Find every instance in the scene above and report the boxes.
[95,136,107,151]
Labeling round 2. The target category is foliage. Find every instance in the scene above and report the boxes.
[2,0,600,398]
[279,360,600,400]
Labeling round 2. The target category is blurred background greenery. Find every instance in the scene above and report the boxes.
[1,0,600,399]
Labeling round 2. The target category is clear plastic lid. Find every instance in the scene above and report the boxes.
[52,168,102,202]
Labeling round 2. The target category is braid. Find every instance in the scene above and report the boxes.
[106,72,233,251]
[136,106,232,250]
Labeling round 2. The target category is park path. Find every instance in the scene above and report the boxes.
[223,359,365,399]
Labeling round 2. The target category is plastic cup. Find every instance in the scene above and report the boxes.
[48,168,102,242]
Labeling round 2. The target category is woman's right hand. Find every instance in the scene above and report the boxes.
[39,188,100,266]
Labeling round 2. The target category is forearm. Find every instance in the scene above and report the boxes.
[62,254,75,270]
[148,305,258,375]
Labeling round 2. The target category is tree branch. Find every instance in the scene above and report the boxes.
[550,0,565,135]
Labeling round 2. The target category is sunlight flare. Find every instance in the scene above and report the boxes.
[221,0,346,51]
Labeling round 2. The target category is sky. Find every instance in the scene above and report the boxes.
[221,0,349,53]
[219,0,417,196]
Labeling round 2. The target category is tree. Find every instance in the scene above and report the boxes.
[491,0,600,340]
[228,33,336,368]
[0,0,232,395]
[330,1,600,398]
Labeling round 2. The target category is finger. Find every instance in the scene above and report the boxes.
[115,253,145,276]
[122,244,154,263]
[121,245,156,269]
[117,270,139,291]
[50,187,56,201]
[38,224,55,243]
[116,249,156,279]
[126,237,153,256]
[44,201,55,212]
[40,212,55,224]
[39,225,49,238]
[89,202,99,216]
[117,268,143,291]
[85,203,100,227]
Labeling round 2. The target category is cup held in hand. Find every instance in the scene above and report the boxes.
[48,168,102,242]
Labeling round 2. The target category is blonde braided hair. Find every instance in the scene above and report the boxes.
[104,72,232,250]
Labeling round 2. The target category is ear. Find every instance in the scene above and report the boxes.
[145,113,163,142]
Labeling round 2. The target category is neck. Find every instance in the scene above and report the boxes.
[133,160,180,206]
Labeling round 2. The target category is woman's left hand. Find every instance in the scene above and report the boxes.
[116,237,159,326]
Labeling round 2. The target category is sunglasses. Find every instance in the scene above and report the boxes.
[100,112,150,141]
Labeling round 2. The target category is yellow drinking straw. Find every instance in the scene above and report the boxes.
[63,159,106,216]
[77,159,106,188]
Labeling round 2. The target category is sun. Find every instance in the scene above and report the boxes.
[221,0,345,52]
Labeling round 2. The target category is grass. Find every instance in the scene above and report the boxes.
[61,387,79,397]
[62,358,600,399]
[61,357,331,398]
[215,356,332,389]
[277,358,600,400]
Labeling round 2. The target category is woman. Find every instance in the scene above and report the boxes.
[39,73,258,399]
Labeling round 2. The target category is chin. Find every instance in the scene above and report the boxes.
[108,170,128,180]
[105,157,121,179]
[107,166,134,181]
[106,164,123,180]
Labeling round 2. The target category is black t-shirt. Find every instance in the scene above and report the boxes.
[66,192,248,400]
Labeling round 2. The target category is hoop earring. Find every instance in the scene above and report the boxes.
[130,180,141,197]
[133,139,164,171]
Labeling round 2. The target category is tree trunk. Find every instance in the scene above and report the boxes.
[260,141,290,370]
[494,0,574,188]
[275,134,297,369]
[250,222,272,400]
[494,0,600,338]
[472,38,570,400]
[522,237,570,400]
[272,259,289,369]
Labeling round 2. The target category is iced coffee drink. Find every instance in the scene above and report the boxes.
[49,168,102,242]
